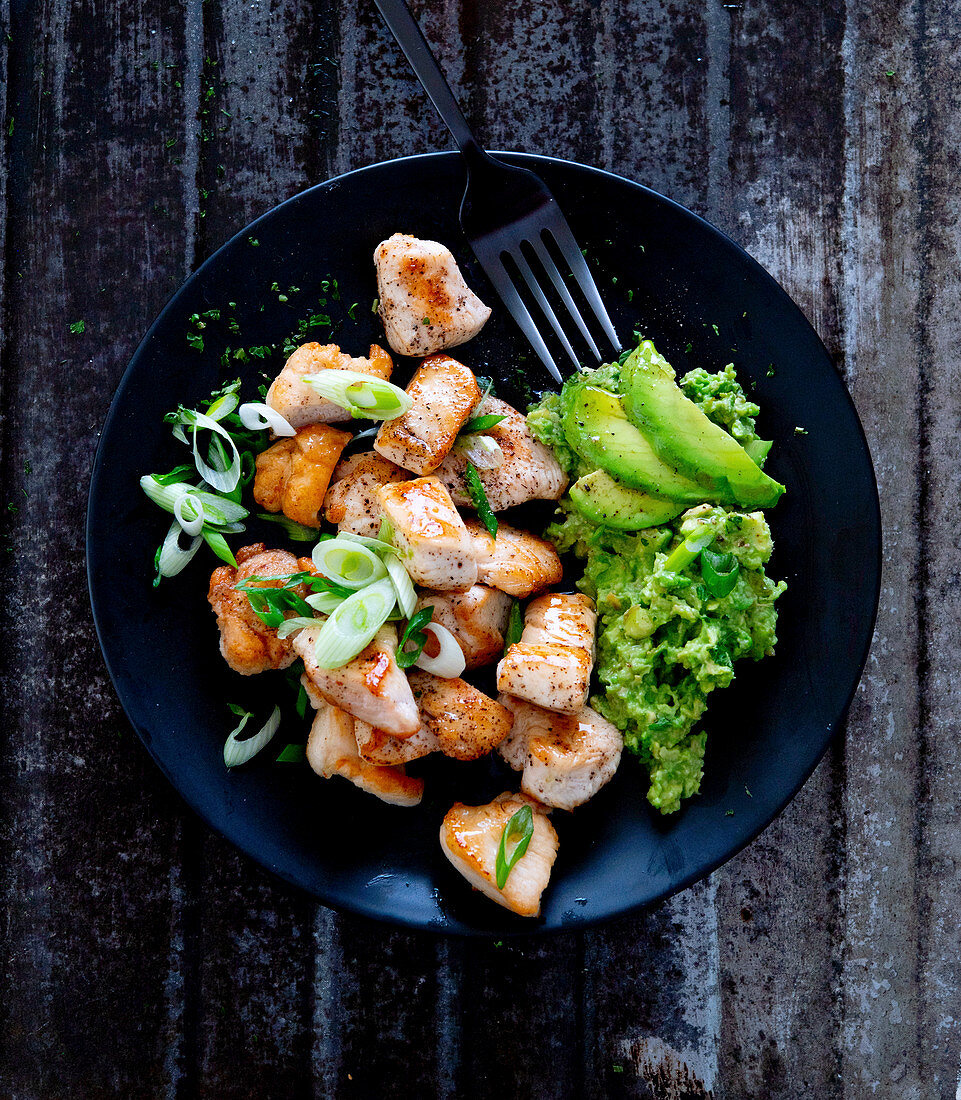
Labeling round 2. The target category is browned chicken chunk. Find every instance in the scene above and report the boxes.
[414,584,512,670]
[207,543,305,675]
[407,670,514,760]
[266,342,393,428]
[374,354,480,476]
[323,450,411,537]
[353,720,439,766]
[253,423,351,529]
[306,699,424,807]
[439,792,559,917]
[465,519,563,598]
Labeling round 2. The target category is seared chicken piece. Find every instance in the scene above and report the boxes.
[294,623,421,736]
[374,354,481,476]
[208,543,304,675]
[374,233,491,357]
[253,423,351,528]
[497,592,597,714]
[378,477,478,590]
[439,792,559,917]
[407,670,514,760]
[414,584,512,670]
[466,519,563,598]
[354,720,439,766]
[323,451,410,537]
[434,397,569,511]
[497,696,622,811]
[266,342,393,429]
[306,699,423,807]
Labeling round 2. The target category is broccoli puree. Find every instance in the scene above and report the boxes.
[528,352,786,814]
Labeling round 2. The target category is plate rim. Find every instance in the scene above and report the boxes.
[86,149,882,935]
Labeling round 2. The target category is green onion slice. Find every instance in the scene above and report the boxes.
[205,389,240,422]
[305,590,344,615]
[503,599,524,652]
[464,462,497,537]
[385,554,416,618]
[156,518,203,579]
[238,401,296,437]
[223,704,281,767]
[663,524,715,574]
[312,538,388,590]
[396,606,433,669]
[276,615,320,639]
[460,413,506,434]
[140,475,249,528]
[453,433,504,470]
[256,513,318,541]
[415,623,465,678]
[185,410,243,494]
[700,546,740,598]
[303,370,413,421]
[495,804,535,889]
[310,577,396,669]
[276,743,306,764]
[202,529,237,568]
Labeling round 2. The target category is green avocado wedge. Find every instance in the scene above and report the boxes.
[561,381,712,503]
[621,341,785,508]
[569,470,686,530]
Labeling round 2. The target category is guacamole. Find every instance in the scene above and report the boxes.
[528,349,786,814]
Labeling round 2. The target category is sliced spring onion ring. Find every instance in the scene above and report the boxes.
[385,554,417,618]
[453,433,504,470]
[276,615,321,639]
[303,369,413,421]
[202,528,237,567]
[337,531,393,554]
[306,590,344,615]
[312,538,388,590]
[460,412,506,434]
[396,606,433,669]
[503,599,524,653]
[223,704,281,767]
[414,623,466,678]
[205,390,240,422]
[464,462,497,537]
[186,409,242,493]
[140,475,249,526]
[663,524,715,574]
[311,578,396,669]
[156,518,203,578]
[238,401,296,437]
[495,803,534,889]
[173,488,205,536]
[700,546,740,598]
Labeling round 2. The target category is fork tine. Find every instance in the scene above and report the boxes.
[509,249,582,374]
[545,221,621,352]
[483,254,563,383]
[529,236,602,361]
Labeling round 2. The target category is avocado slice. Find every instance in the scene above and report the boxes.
[569,470,686,530]
[561,381,711,503]
[621,341,785,508]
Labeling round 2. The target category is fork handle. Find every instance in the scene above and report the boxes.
[372,0,493,173]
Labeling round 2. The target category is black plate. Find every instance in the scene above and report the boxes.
[86,152,880,935]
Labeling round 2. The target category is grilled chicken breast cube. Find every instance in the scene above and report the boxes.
[374,233,491,357]
[466,519,563,598]
[374,354,481,476]
[497,642,593,714]
[253,423,351,529]
[434,397,569,512]
[439,792,559,917]
[414,584,512,670]
[354,720,439,766]
[306,699,423,807]
[208,543,305,675]
[497,696,622,811]
[378,477,478,590]
[408,670,514,760]
[323,451,411,537]
[520,592,597,652]
[266,342,393,429]
[294,623,421,736]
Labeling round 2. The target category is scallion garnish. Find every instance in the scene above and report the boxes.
[460,413,506,434]
[238,401,296,437]
[662,525,714,574]
[385,554,417,618]
[414,623,466,678]
[503,599,524,652]
[256,513,318,541]
[276,743,306,764]
[303,370,413,421]
[154,519,203,584]
[495,804,535,889]
[234,573,315,628]
[223,704,281,767]
[453,433,504,470]
[700,546,740,598]
[396,606,433,669]
[464,461,497,537]
[312,538,388,590]
[310,577,396,669]
[203,528,238,568]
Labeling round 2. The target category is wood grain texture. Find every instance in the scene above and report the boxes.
[2,0,960,1094]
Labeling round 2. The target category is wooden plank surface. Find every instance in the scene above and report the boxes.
[1,0,958,1095]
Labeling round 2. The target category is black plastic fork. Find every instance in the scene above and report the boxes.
[372,0,621,383]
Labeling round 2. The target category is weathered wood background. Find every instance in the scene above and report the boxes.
[0,0,957,1093]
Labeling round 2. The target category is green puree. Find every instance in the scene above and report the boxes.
[528,353,786,814]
